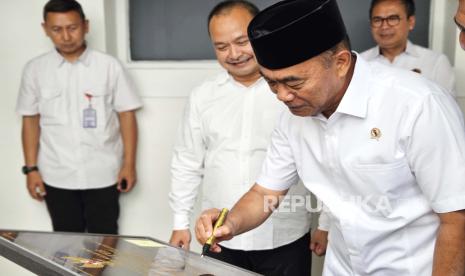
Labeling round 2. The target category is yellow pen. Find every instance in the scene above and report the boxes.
[201,208,229,257]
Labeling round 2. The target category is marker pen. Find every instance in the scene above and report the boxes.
[201,208,229,257]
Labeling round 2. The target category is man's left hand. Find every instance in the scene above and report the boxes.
[310,229,328,256]
[117,165,136,192]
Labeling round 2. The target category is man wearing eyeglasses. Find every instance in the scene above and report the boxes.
[362,0,456,97]
[457,0,465,50]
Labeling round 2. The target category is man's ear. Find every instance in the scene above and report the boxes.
[84,19,89,34]
[408,15,416,31]
[334,50,352,78]
[41,22,49,37]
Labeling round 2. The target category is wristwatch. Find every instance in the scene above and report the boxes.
[22,165,39,175]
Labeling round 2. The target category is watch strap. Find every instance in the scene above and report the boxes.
[22,165,39,175]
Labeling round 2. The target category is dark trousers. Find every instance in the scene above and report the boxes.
[43,184,120,234]
[206,232,312,276]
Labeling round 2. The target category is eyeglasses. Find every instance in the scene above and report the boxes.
[455,17,465,32]
[370,15,401,28]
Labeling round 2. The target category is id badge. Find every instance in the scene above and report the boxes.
[83,107,97,128]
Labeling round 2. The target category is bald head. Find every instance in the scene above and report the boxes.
[207,0,259,34]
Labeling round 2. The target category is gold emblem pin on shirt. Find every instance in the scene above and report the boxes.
[411,68,422,74]
[370,128,381,141]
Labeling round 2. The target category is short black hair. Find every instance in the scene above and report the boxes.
[43,0,86,21]
[369,0,415,18]
[207,0,259,28]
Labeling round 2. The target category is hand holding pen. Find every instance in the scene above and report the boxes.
[196,208,233,256]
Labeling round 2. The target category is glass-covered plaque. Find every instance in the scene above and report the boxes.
[0,230,260,276]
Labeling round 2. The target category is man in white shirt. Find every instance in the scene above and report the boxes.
[168,1,328,274]
[361,0,456,96]
[16,0,142,234]
[195,0,465,275]
[457,0,465,50]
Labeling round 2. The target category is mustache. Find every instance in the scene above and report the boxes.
[226,56,251,64]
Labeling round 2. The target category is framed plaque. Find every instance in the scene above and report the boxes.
[0,229,259,276]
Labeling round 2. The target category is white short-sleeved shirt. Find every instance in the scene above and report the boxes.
[257,55,465,275]
[169,72,317,250]
[361,41,456,97]
[16,48,142,190]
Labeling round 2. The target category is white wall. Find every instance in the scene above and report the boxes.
[0,0,220,274]
[449,0,465,108]
[1,1,464,275]
[431,0,465,109]
[431,0,465,103]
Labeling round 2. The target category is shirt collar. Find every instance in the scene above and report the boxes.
[216,70,231,85]
[216,70,264,88]
[364,45,382,60]
[51,49,66,67]
[51,45,91,67]
[369,40,419,59]
[77,47,91,66]
[334,52,372,119]
[404,40,419,57]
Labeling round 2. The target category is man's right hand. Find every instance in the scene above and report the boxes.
[195,208,235,253]
[26,171,46,201]
[169,229,192,250]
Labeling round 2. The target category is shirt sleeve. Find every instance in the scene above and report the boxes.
[169,90,206,230]
[112,60,143,112]
[407,92,465,213]
[317,203,331,231]
[256,113,299,191]
[16,63,39,116]
[432,54,456,97]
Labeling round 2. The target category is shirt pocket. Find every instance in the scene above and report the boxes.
[82,86,112,131]
[350,159,415,216]
[39,88,66,125]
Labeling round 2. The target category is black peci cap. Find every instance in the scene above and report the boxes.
[248,0,347,69]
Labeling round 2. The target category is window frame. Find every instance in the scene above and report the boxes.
[108,0,220,70]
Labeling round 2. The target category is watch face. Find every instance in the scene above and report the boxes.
[22,166,38,175]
